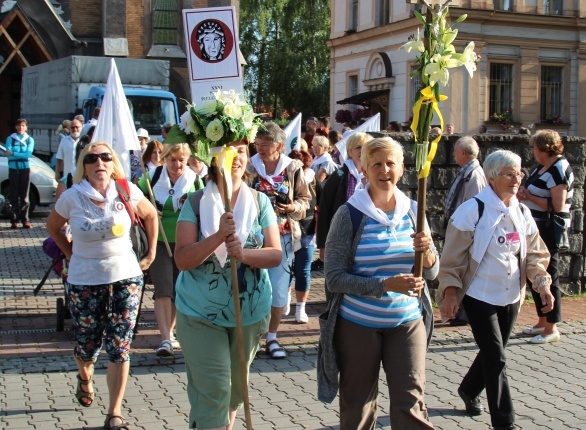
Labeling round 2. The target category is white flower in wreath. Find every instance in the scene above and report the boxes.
[223,101,243,120]
[180,110,198,136]
[242,109,257,129]
[215,89,237,105]
[247,124,259,142]
[198,100,218,116]
[206,118,225,142]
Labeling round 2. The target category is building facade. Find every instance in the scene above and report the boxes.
[328,0,586,136]
[0,0,236,139]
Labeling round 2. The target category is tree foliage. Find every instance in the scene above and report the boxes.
[240,0,330,120]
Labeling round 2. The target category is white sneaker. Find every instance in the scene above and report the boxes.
[530,331,561,344]
[296,311,309,324]
[282,290,291,316]
[170,334,180,349]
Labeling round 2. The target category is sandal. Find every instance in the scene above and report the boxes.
[103,414,130,430]
[266,339,286,359]
[75,365,95,407]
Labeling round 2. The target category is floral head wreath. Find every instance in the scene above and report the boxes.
[165,89,263,164]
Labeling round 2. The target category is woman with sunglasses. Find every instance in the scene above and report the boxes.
[47,142,158,430]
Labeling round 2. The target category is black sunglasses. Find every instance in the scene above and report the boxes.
[83,152,113,164]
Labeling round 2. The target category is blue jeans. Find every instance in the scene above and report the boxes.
[293,245,314,292]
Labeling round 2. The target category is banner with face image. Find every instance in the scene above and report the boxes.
[183,7,243,104]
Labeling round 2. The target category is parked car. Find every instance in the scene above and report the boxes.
[0,144,58,214]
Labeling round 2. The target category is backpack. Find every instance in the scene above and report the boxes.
[115,178,150,261]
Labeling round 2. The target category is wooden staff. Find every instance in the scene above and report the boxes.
[413,4,435,289]
[215,160,253,430]
[138,155,172,257]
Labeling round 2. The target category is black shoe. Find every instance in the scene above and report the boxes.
[458,387,483,416]
[311,259,324,271]
[449,318,468,327]
[493,425,515,430]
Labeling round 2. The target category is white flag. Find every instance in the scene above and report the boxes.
[336,113,381,164]
[283,113,302,154]
[92,59,140,178]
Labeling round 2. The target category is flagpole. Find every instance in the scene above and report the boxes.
[215,159,253,430]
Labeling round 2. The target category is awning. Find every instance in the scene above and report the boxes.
[337,89,389,106]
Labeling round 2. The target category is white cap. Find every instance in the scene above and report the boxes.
[137,128,149,139]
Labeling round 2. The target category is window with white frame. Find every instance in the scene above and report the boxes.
[410,3,423,18]
[544,0,562,15]
[410,65,422,107]
[375,0,390,26]
[489,63,513,117]
[153,0,178,45]
[541,66,563,121]
[349,0,359,31]
[348,75,359,110]
[494,0,513,11]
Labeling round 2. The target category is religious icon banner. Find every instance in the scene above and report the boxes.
[183,7,243,104]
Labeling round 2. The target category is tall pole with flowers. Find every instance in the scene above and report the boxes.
[401,0,477,278]
[165,90,262,430]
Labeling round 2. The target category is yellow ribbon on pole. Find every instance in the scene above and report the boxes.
[211,144,238,194]
[409,86,448,179]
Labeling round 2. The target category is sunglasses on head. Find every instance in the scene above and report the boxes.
[83,152,113,164]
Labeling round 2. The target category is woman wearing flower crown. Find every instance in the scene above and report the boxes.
[249,122,311,358]
[174,139,282,429]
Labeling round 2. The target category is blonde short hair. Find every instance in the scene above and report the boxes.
[346,132,373,158]
[361,137,404,169]
[312,135,330,150]
[73,141,125,184]
[161,143,191,161]
[299,138,308,152]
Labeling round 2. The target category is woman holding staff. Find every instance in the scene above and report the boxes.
[174,140,281,429]
[167,89,274,429]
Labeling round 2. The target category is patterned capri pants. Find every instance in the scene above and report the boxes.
[66,275,144,363]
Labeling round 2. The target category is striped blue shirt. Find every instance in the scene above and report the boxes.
[339,211,422,328]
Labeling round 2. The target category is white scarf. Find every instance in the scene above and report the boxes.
[251,154,293,186]
[311,152,334,167]
[72,179,119,217]
[197,163,208,178]
[200,181,258,267]
[347,183,411,234]
[10,132,30,145]
[344,159,364,188]
[146,161,157,171]
[451,185,528,263]
[150,166,196,212]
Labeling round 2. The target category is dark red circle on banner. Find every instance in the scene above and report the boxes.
[190,19,234,63]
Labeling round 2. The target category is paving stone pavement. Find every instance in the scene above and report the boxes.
[2,207,586,429]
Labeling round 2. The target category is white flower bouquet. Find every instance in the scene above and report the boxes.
[401,0,477,178]
[166,89,263,162]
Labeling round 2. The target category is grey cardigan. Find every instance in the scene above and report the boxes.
[317,201,439,403]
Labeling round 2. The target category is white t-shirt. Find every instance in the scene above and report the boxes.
[466,214,521,306]
[56,135,79,177]
[55,182,144,285]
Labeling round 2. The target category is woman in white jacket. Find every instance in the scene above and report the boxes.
[437,150,554,430]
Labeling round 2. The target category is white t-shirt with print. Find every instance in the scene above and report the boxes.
[56,135,79,177]
[55,182,144,285]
